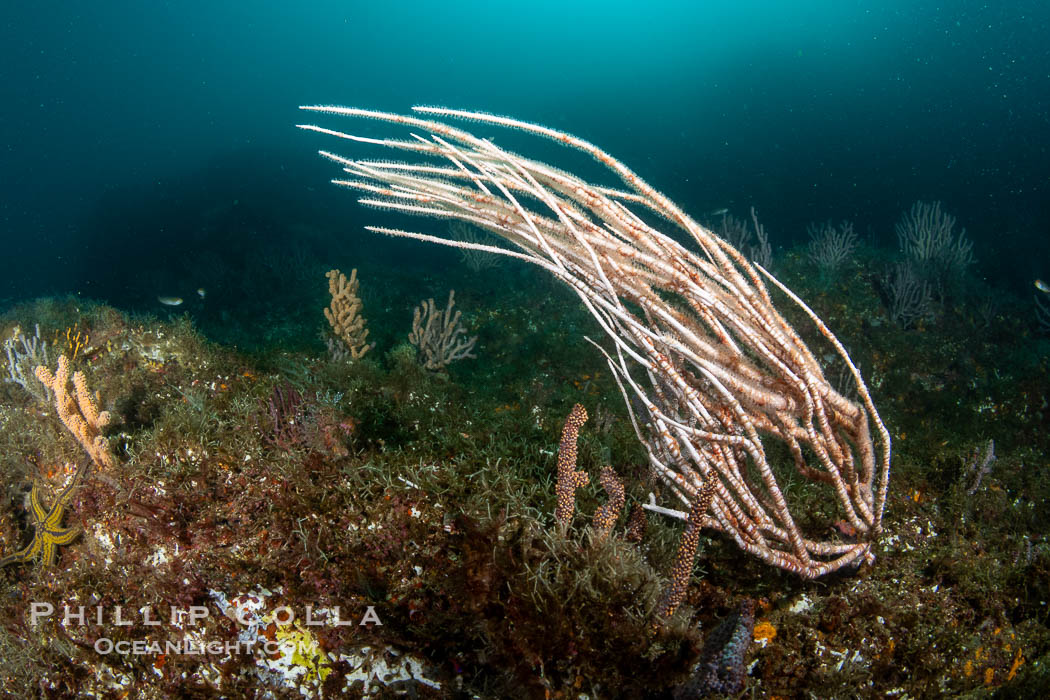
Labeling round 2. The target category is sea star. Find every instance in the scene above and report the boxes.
[0,462,87,568]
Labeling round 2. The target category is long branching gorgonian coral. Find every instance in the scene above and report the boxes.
[298,106,891,578]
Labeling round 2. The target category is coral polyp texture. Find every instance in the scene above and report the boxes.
[655,480,718,624]
[324,268,374,361]
[592,465,625,538]
[553,403,590,527]
[35,354,114,469]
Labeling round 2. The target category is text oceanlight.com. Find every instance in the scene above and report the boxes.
[29,602,383,656]
[96,638,290,656]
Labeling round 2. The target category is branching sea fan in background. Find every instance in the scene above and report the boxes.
[408,289,477,371]
[806,219,858,282]
[896,200,975,296]
[298,106,891,578]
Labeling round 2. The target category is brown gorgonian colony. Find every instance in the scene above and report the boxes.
[298,105,891,578]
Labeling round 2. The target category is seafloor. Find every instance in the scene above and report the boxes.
[1,236,1048,698]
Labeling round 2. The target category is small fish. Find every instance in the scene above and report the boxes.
[709,208,729,217]
[1036,279,1050,293]
[197,288,206,300]
[157,296,183,306]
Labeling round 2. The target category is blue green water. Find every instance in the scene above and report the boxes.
[2,1,1047,312]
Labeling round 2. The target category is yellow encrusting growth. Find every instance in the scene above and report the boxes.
[752,620,777,644]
